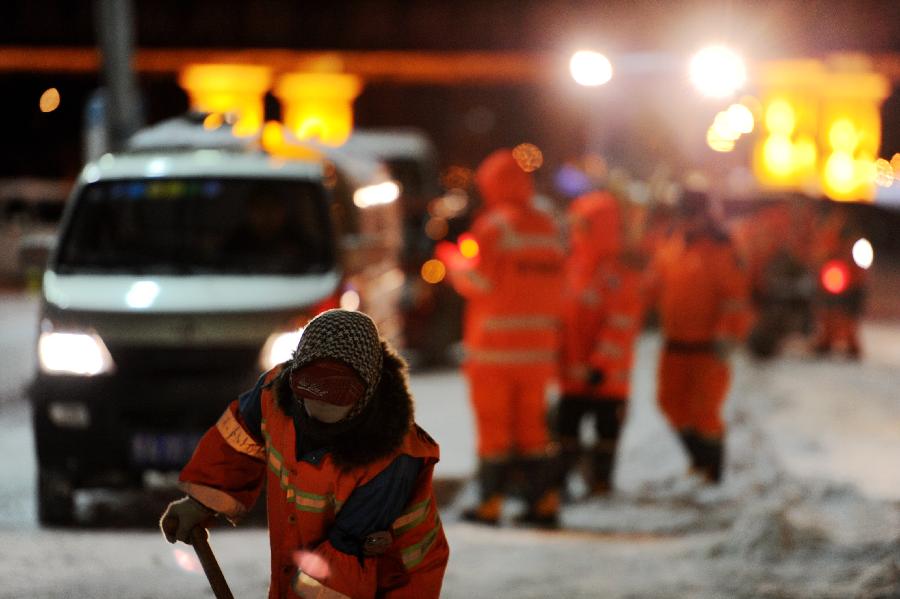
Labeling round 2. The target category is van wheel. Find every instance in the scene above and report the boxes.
[38,469,75,526]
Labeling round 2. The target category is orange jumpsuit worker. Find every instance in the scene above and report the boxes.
[558,191,644,496]
[646,191,749,483]
[443,148,565,528]
[160,310,448,599]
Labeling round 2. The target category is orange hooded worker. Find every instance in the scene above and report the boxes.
[646,191,749,484]
[442,148,565,528]
[160,309,448,599]
[557,191,644,496]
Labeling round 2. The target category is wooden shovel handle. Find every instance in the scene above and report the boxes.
[190,527,236,599]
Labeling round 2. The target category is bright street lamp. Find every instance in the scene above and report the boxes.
[569,50,613,87]
[689,45,746,98]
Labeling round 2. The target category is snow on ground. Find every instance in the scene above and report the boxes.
[1,289,899,598]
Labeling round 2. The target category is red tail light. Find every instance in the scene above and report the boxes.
[820,260,849,295]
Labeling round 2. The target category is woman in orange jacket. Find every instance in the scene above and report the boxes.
[646,191,750,484]
[443,148,565,527]
[160,310,448,599]
[557,191,644,496]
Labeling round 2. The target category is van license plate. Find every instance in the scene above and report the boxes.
[130,433,202,467]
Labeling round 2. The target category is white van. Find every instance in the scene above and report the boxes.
[29,116,405,524]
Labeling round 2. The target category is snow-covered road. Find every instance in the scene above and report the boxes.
[1,291,899,598]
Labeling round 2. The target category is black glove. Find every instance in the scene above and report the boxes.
[160,495,217,545]
[587,368,605,387]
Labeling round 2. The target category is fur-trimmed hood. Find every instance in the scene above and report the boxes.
[271,342,414,469]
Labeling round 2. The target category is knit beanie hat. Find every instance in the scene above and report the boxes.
[290,309,384,414]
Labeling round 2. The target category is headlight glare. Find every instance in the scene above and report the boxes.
[38,331,115,376]
[259,328,304,371]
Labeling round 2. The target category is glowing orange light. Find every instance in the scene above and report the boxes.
[261,120,322,160]
[39,87,60,112]
[512,143,543,172]
[274,72,362,147]
[420,259,447,284]
[820,260,849,294]
[178,64,271,137]
[203,112,224,130]
[458,235,479,259]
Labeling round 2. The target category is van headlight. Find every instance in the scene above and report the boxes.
[259,328,305,371]
[38,330,115,376]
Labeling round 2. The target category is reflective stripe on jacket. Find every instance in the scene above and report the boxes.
[450,206,565,374]
[560,259,643,399]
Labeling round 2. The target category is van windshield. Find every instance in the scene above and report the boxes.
[55,178,334,275]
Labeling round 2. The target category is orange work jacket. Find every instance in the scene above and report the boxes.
[560,191,643,399]
[648,228,749,344]
[179,364,448,599]
[447,150,565,378]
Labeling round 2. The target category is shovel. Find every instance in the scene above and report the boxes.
[190,527,236,599]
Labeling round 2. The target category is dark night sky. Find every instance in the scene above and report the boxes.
[3,1,900,55]
[2,0,900,180]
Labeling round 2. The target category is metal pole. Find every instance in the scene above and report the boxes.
[94,0,143,151]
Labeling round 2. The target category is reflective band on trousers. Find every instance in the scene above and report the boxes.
[216,408,266,460]
[482,315,559,331]
[465,347,557,364]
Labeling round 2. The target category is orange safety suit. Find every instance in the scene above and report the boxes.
[178,359,448,599]
[557,191,644,493]
[446,149,565,459]
[560,192,644,401]
[647,225,749,438]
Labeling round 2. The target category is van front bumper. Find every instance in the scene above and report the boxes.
[29,368,259,488]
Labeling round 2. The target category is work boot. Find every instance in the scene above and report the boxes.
[514,454,561,529]
[557,438,582,503]
[678,429,702,473]
[461,458,508,525]
[589,441,616,496]
[696,436,724,484]
[514,490,560,529]
[460,494,503,526]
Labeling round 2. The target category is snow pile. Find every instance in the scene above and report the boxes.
[854,545,900,599]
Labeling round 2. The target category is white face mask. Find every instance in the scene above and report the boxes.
[302,398,354,424]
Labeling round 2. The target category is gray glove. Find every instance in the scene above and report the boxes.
[160,495,217,544]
